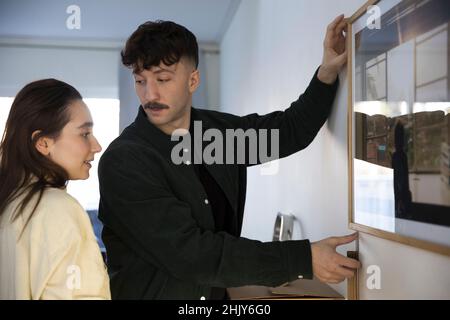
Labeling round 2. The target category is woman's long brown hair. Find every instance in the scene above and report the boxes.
[0,79,82,229]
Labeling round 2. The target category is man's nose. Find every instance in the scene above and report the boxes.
[145,80,160,102]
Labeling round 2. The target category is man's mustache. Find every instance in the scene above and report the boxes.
[143,102,170,110]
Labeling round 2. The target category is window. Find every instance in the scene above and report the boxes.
[0,97,14,139]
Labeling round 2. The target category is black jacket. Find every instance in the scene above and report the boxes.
[98,68,339,299]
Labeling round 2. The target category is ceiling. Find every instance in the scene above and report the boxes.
[0,0,241,44]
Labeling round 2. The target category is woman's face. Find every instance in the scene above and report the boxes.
[47,100,102,180]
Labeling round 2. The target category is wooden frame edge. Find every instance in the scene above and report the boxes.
[346,0,450,258]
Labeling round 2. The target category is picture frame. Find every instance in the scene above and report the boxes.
[347,0,450,256]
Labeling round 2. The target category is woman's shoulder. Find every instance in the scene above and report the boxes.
[31,187,89,233]
[41,187,81,206]
[38,187,85,215]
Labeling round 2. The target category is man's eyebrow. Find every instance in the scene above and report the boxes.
[77,122,94,129]
[153,67,175,74]
[133,68,175,76]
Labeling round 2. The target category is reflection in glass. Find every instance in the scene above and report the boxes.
[352,0,450,246]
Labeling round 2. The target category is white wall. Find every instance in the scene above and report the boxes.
[220,0,450,299]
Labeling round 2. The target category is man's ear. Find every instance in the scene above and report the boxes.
[32,130,52,156]
[189,69,200,94]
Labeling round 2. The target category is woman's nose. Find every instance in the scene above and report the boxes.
[92,136,102,153]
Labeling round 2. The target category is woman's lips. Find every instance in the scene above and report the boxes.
[84,161,92,168]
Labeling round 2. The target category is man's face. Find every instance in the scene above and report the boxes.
[133,58,200,135]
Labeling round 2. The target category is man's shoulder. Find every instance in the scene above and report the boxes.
[100,126,152,167]
[193,107,243,129]
[104,122,150,154]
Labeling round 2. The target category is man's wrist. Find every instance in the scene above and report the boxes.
[317,65,338,85]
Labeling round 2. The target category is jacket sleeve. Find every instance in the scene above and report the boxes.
[237,67,339,166]
[98,147,313,288]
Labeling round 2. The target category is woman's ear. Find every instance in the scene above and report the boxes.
[32,130,52,156]
[189,69,200,93]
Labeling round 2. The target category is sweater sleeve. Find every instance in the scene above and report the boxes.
[29,191,111,300]
[237,67,339,166]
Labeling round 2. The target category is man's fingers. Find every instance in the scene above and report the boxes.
[324,266,355,283]
[327,14,345,31]
[320,272,350,284]
[335,20,348,35]
[328,14,345,29]
[325,16,347,47]
[336,266,356,279]
[336,51,348,67]
[314,233,360,284]
[336,254,361,270]
[330,232,358,246]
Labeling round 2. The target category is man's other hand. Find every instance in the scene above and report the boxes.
[311,233,361,284]
[317,14,348,84]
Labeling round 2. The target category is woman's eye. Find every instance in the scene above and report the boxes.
[82,132,91,138]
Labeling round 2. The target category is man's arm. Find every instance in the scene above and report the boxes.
[238,69,338,165]
[98,146,314,288]
[236,15,348,166]
[239,15,362,283]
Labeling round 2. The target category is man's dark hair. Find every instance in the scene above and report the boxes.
[121,20,199,73]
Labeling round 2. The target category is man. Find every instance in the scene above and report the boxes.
[98,16,361,300]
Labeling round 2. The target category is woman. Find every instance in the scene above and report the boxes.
[0,79,110,299]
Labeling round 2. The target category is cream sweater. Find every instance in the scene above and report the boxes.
[0,186,110,299]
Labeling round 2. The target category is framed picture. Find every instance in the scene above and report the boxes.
[347,0,450,255]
